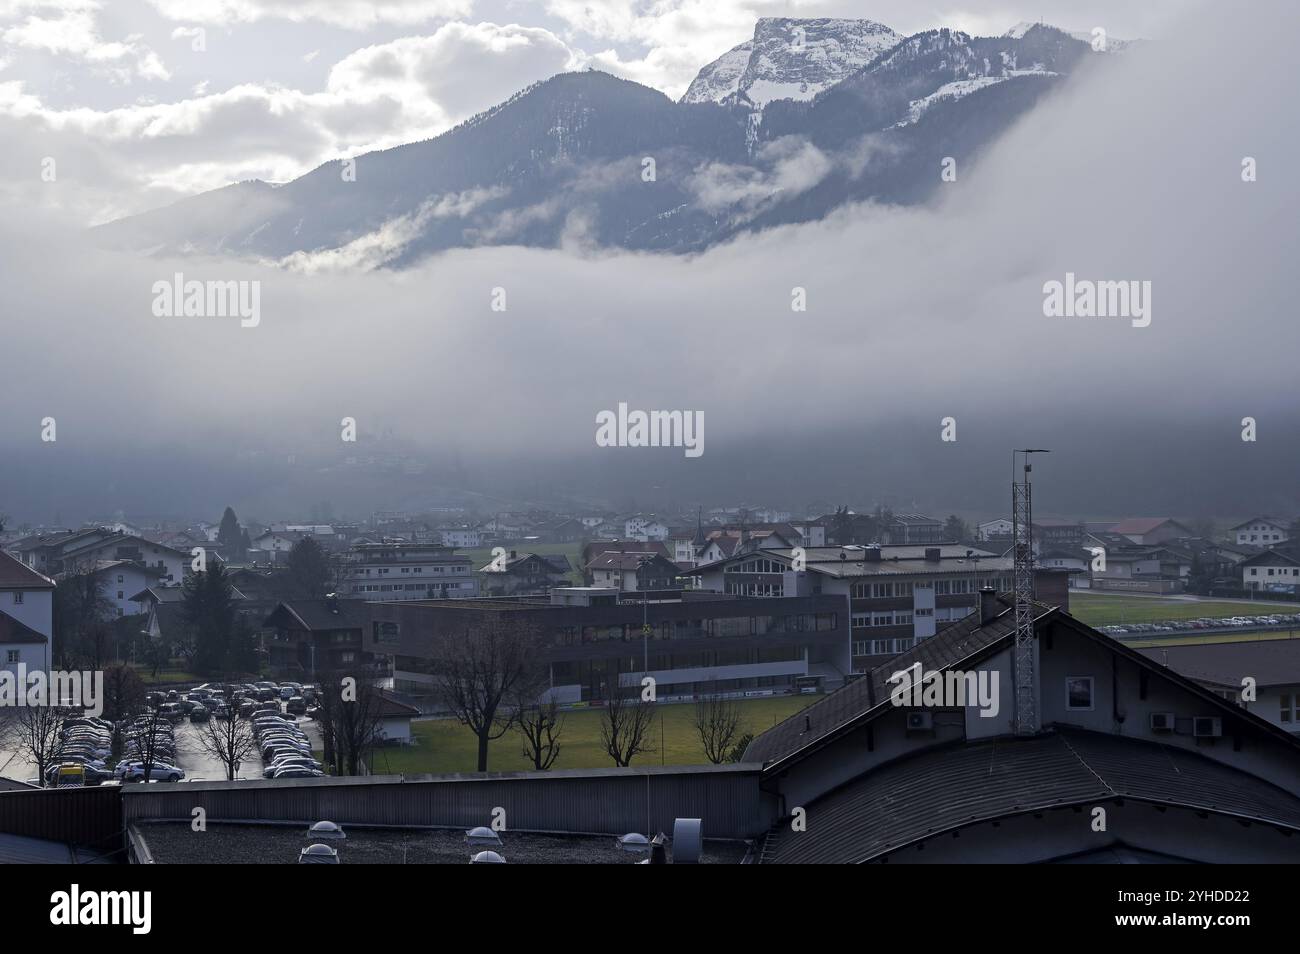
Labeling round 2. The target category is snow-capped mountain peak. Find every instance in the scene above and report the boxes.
[1005,20,1134,52]
[682,17,900,108]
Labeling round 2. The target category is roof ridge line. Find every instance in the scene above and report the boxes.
[1057,732,1117,797]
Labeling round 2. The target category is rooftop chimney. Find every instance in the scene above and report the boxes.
[979,587,999,625]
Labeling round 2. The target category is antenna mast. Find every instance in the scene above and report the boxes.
[1012,449,1049,735]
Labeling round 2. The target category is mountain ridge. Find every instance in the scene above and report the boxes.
[94,22,1108,267]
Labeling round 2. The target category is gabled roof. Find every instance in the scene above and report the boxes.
[758,729,1300,864]
[263,599,369,632]
[1229,516,1290,531]
[746,597,1300,773]
[0,609,47,644]
[745,599,1034,770]
[477,552,570,574]
[1110,517,1187,535]
[1239,547,1300,568]
[374,690,421,719]
[0,551,55,589]
[585,552,678,572]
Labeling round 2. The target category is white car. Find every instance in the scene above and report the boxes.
[115,761,185,782]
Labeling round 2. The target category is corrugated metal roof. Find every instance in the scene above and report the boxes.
[758,729,1300,863]
[0,832,115,864]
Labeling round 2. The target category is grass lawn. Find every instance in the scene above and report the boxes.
[130,666,203,685]
[466,542,585,585]
[364,694,816,776]
[1069,593,1280,626]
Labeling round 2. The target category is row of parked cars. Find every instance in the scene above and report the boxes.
[44,712,185,785]
[253,713,325,779]
[46,716,115,784]
[1102,612,1300,636]
[115,712,184,782]
[147,681,320,723]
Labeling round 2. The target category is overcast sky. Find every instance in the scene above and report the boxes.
[1,0,1296,524]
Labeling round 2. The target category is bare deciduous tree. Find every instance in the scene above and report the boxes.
[515,698,564,771]
[314,671,387,776]
[126,704,174,783]
[431,617,542,772]
[194,683,258,780]
[2,705,73,786]
[600,690,657,767]
[694,694,744,764]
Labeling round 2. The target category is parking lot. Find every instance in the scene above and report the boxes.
[173,708,322,781]
[0,681,325,787]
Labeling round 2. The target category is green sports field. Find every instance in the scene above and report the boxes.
[364,694,816,776]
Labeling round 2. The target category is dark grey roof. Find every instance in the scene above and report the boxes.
[744,597,1041,767]
[0,609,47,644]
[264,599,369,631]
[746,598,1300,771]
[1140,638,1300,688]
[0,831,112,864]
[758,729,1300,864]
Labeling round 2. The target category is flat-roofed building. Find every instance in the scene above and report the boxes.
[686,544,1071,672]
[365,586,851,702]
[342,543,478,602]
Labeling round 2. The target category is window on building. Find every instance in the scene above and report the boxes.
[1282,694,1293,724]
[5,650,18,663]
[1065,676,1094,711]
[12,591,23,605]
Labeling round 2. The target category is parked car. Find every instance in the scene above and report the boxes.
[115,761,185,782]
[285,696,307,714]
[157,703,186,721]
[189,706,210,723]
[272,766,323,779]
[45,762,113,785]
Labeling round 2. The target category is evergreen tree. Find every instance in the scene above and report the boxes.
[182,562,239,675]
[216,507,241,548]
[287,536,332,599]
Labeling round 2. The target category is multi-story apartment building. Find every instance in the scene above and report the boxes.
[341,543,478,601]
[687,544,1070,673]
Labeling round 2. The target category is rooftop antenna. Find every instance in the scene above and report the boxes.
[1012,449,1049,735]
